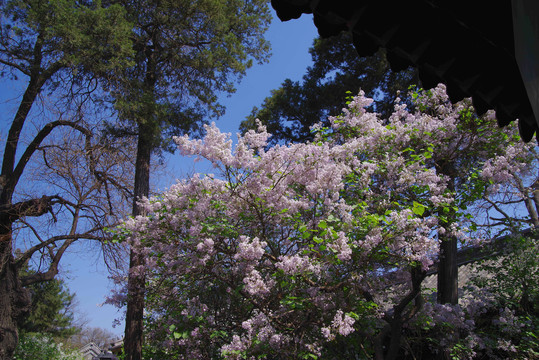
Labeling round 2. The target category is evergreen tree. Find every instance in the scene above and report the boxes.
[240,32,417,145]
[104,1,272,358]
[17,266,78,339]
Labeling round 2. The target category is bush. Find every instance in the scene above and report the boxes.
[13,332,84,360]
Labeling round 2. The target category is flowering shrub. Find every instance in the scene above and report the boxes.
[113,85,537,359]
[122,121,388,358]
[405,287,538,360]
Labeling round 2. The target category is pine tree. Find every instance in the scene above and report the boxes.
[104,1,272,358]
[240,32,417,145]
[18,266,78,339]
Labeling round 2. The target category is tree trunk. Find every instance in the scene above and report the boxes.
[123,123,152,360]
[436,160,458,305]
[0,224,18,360]
[435,161,458,359]
[437,236,458,304]
[0,69,43,358]
[0,221,30,360]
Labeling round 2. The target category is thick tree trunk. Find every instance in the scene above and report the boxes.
[0,221,30,360]
[436,161,458,305]
[435,161,458,359]
[0,224,17,360]
[437,236,458,304]
[124,123,152,360]
[0,69,42,358]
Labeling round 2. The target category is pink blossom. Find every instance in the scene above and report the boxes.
[221,335,247,359]
[321,310,356,340]
[243,269,272,296]
[275,254,320,275]
[234,236,266,262]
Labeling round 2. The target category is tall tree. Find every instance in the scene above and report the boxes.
[106,1,271,358]
[240,32,417,145]
[0,1,132,356]
[403,87,509,306]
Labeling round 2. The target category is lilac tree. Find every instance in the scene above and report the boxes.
[112,85,535,359]
[436,127,539,360]
[316,85,525,358]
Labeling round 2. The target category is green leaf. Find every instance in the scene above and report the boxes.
[346,311,360,320]
[327,214,338,222]
[173,331,189,340]
[210,330,227,339]
[412,201,426,216]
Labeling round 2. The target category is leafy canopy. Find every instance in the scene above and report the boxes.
[109,0,272,150]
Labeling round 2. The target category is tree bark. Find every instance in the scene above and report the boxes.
[436,160,458,305]
[436,239,458,359]
[437,236,458,304]
[0,222,30,360]
[124,122,152,360]
[435,161,458,359]
[0,62,43,358]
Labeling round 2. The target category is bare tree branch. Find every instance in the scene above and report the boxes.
[10,120,92,192]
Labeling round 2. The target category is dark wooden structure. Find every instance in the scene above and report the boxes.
[271,0,539,142]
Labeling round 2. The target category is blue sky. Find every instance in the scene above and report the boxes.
[0,12,319,336]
